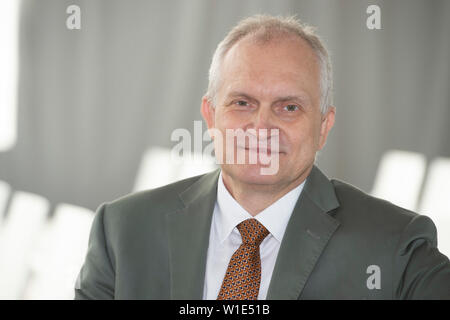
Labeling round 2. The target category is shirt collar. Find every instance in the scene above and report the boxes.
[216,170,306,243]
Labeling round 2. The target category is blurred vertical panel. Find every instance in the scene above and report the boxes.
[0,180,11,225]
[0,0,19,151]
[0,191,49,299]
[371,150,427,211]
[23,203,94,300]
[133,146,217,191]
[419,158,450,257]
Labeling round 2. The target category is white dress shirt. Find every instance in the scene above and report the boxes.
[202,171,306,300]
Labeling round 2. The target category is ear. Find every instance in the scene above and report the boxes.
[318,106,336,150]
[201,96,215,131]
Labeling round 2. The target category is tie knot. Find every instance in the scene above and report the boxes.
[236,218,269,246]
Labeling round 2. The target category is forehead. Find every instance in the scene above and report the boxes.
[220,35,321,101]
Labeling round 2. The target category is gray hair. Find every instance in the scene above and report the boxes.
[205,14,333,114]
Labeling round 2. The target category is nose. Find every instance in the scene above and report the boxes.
[251,106,275,133]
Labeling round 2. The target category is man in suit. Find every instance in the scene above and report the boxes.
[75,15,450,299]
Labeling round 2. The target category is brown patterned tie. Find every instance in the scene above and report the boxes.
[217,218,270,300]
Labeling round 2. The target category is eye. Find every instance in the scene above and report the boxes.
[283,104,299,112]
[235,100,249,107]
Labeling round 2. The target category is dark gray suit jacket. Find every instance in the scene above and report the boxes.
[75,166,450,299]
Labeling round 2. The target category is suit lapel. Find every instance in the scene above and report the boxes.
[266,165,341,299]
[166,169,220,299]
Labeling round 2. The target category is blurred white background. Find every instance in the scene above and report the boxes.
[0,0,450,299]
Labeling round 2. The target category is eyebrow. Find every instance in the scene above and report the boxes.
[226,91,310,105]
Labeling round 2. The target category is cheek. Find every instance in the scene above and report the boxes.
[285,125,320,155]
[213,113,240,149]
[216,110,247,131]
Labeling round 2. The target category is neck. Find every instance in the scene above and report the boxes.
[221,166,312,216]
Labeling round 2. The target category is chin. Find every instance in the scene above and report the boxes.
[222,163,285,186]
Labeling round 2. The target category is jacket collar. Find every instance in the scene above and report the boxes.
[166,169,220,299]
[266,165,341,299]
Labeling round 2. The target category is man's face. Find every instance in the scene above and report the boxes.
[202,35,335,188]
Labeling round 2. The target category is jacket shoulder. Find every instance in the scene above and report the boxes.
[330,178,419,229]
[329,178,440,261]
[99,173,207,222]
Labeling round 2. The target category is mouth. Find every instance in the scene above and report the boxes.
[240,146,284,155]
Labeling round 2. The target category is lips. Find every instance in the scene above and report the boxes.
[236,144,284,157]
[243,146,279,154]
